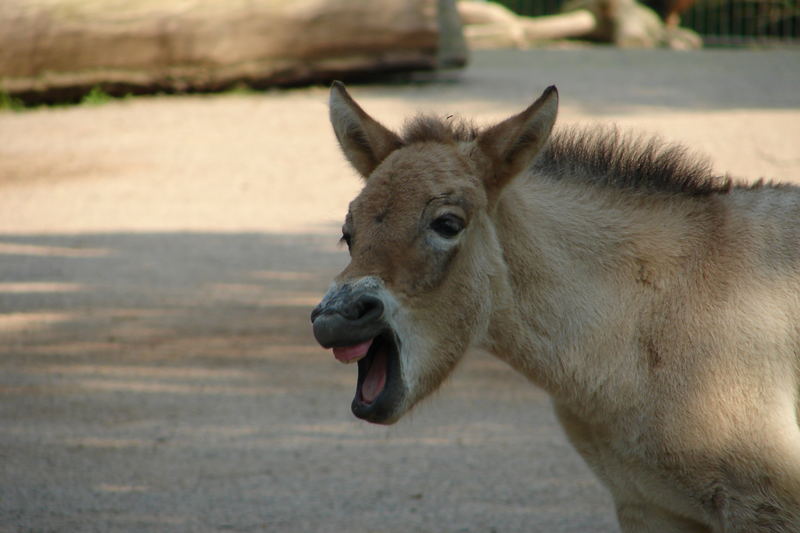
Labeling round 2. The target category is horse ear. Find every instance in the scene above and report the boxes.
[475,86,558,197]
[329,81,404,180]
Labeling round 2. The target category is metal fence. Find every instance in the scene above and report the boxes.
[494,0,800,45]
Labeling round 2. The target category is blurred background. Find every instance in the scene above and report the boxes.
[500,0,800,45]
[0,1,798,532]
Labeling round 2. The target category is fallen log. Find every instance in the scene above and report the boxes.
[0,0,467,104]
[459,0,701,49]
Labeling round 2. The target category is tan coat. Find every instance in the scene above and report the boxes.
[311,82,800,532]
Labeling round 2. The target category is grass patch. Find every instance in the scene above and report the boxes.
[1,86,118,111]
[80,86,113,106]
[0,83,267,111]
[0,90,25,112]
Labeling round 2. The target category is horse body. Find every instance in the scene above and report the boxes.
[311,82,800,532]
[496,169,800,531]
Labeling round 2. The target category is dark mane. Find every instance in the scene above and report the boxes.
[401,114,479,144]
[401,114,736,196]
[534,126,734,196]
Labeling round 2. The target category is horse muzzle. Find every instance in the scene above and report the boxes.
[310,284,385,349]
[310,280,406,424]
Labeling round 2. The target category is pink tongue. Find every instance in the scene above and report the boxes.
[332,339,373,363]
[361,348,387,403]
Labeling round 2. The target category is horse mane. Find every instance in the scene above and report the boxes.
[402,114,479,144]
[534,126,735,196]
[401,114,737,197]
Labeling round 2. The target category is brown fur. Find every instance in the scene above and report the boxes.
[320,82,800,533]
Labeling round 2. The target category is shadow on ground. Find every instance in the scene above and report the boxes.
[3,46,798,533]
[0,231,615,532]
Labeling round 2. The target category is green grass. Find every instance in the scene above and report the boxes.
[0,83,265,112]
[80,86,113,106]
[0,86,124,112]
[0,90,25,112]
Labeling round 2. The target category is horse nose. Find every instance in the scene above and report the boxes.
[340,294,383,322]
[310,303,324,323]
[311,291,385,348]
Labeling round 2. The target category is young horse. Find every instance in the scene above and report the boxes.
[311,82,800,532]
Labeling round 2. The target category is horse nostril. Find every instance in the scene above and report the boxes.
[343,294,384,322]
[358,295,383,321]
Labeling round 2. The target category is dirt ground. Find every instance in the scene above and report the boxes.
[1,48,799,533]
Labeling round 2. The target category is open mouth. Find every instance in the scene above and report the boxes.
[355,332,392,404]
[336,331,403,424]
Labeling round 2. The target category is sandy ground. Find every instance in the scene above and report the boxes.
[1,48,799,533]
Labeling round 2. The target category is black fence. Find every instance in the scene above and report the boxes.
[494,0,800,45]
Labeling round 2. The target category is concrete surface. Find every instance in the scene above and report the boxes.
[1,48,799,533]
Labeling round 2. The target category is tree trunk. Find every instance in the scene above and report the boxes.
[520,10,598,41]
[0,0,466,104]
[458,0,701,49]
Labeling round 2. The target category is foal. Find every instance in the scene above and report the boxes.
[311,82,800,532]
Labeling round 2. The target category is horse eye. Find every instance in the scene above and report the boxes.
[340,231,352,249]
[430,214,464,238]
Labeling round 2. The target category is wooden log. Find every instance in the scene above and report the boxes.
[458,0,701,49]
[0,0,465,103]
[459,1,599,48]
[519,10,598,41]
[458,1,529,48]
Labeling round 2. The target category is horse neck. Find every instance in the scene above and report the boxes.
[482,177,714,415]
